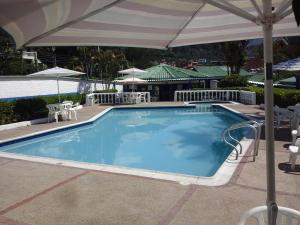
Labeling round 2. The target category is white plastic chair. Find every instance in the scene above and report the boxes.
[61,101,78,120]
[46,104,62,123]
[274,106,293,128]
[115,93,121,104]
[140,93,146,103]
[238,206,300,225]
[289,138,300,170]
[122,93,130,104]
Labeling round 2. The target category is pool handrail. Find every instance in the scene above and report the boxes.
[223,120,263,161]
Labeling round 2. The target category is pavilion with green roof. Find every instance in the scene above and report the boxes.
[116,64,258,101]
[116,64,212,101]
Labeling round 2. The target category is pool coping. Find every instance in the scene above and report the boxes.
[0,103,256,186]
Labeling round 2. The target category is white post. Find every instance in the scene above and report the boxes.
[263,1,277,225]
[57,78,61,103]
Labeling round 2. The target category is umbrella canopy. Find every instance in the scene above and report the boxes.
[2,1,300,225]
[117,68,147,91]
[27,67,85,102]
[273,57,300,71]
[28,66,85,77]
[118,68,147,74]
[0,1,299,49]
[114,77,146,83]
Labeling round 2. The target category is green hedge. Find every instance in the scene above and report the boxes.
[219,74,248,88]
[0,101,16,125]
[243,86,300,107]
[0,94,86,125]
[93,89,118,93]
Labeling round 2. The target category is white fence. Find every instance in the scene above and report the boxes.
[86,92,151,105]
[0,76,123,100]
[239,90,256,105]
[174,90,256,105]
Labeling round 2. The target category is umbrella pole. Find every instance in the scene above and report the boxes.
[263,1,278,225]
[132,71,134,93]
[57,78,61,103]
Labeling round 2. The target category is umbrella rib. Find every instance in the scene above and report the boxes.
[204,0,259,24]
[166,3,206,48]
[275,7,294,22]
[250,0,263,20]
[22,0,126,48]
[274,0,293,17]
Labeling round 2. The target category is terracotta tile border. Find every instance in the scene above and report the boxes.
[0,171,89,216]
[234,183,300,198]
[0,216,30,225]
[228,142,255,185]
[157,185,197,225]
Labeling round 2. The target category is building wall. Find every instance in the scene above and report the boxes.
[0,77,123,100]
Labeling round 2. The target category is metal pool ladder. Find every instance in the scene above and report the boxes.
[222,120,263,161]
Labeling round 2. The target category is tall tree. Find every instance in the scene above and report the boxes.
[217,40,249,75]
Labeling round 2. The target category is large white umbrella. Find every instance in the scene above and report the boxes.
[27,67,85,103]
[2,1,300,224]
[118,68,147,92]
[114,77,146,84]
[273,56,300,71]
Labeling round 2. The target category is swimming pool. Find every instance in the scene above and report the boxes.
[0,104,248,178]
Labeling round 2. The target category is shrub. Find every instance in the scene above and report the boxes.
[243,86,300,107]
[40,94,86,105]
[93,89,118,93]
[14,98,47,121]
[0,93,86,125]
[0,101,16,125]
[219,74,248,88]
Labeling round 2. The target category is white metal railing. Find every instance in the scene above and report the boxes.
[86,92,151,105]
[174,90,256,105]
[174,90,239,102]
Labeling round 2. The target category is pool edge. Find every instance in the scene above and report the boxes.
[0,104,255,186]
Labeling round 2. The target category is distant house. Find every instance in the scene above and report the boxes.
[244,57,264,72]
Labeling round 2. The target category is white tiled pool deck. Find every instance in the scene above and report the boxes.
[0,102,299,225]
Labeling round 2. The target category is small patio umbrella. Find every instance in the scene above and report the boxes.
[114,77,146,84]
[118,68,147,92]
[273,57,300,71]
[273,57,300,88]
[27,67,85,103]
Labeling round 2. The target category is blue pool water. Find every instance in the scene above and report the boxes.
[0,105,247,177]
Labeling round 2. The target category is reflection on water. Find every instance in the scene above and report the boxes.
[0,105,247,177]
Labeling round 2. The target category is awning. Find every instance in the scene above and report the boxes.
[1,1,299,49]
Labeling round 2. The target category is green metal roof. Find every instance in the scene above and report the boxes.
[248,74,265,83]
[193,66,254,78]
[116,65,255,82]
[117,64,207,81]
